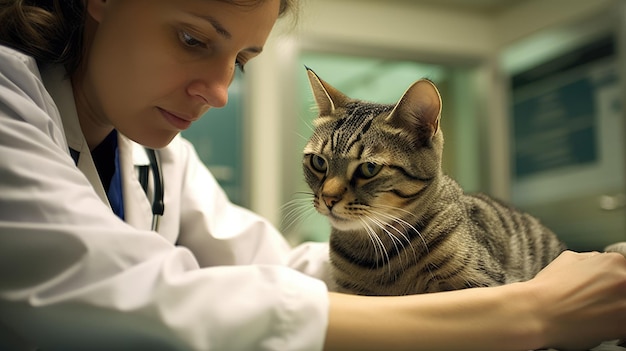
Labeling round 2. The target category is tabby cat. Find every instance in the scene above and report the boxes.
[302,68,567,296]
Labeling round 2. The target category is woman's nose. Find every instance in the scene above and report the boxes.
[186,61,232,108]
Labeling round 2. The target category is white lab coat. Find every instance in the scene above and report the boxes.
[0,45,333,351]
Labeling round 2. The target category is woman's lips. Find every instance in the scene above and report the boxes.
[158,108,192,130]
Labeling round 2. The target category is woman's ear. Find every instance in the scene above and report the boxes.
[85,0,107,23]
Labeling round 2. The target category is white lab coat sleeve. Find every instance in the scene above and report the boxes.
[171,137,294,266]
[288,241,337,290]
[0,47,329,351]
[169,137,336,288]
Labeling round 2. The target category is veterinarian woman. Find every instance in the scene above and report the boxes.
[0,1,625,350]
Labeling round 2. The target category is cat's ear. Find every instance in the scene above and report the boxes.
[387,79,442,143]
[306,67,349,116]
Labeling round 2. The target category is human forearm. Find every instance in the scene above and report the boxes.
[324,283,541,351]
[323,251,626,351]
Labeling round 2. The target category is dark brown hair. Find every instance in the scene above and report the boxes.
[0,0,297,74]
[0,0,85,72]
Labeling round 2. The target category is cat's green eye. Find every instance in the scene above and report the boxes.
[310,155,327,173]
[356,162,382,179]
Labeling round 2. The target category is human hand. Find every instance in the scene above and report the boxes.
[527,251,626,350]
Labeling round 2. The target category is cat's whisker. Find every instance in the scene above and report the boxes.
[280,194,317,233]
[370,207,429,256]
[367,216,402,249]
[367,212,420,271]
[366,216,407,272]
[283,206,317,233]
[366,209,438,288]
[300,117,316,134]
[370,203,422,228]
[366,209,421,262]
[371,205,421,235]
[367,211,404,280]
[281,192,314,205]
[375,203,419,220]
[360,218,390,273]
[280,197,312,218]
[293,131,310,143]
[280,194,313,211]
[290,190,316,198]
[361,220,386,270]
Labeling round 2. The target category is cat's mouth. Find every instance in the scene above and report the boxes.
[327,213,364,231]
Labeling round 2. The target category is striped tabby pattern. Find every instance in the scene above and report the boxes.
[303,68,566,296]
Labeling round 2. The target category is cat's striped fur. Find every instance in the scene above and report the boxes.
[302,68,566,296]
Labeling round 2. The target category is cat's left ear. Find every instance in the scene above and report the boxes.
[387,79,442,141]
[306,67,349,116]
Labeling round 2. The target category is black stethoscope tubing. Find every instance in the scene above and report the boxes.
[144,148,164,231]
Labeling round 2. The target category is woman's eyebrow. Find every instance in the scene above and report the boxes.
[190,13,263,54]
[192,14,232,39]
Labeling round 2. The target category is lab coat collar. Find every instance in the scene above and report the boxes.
[119,137,154,231]
[40,65,109,207]
[39,65,154,231]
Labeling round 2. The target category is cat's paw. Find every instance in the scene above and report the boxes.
[604,242,626,258]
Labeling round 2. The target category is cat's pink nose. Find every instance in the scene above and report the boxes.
[322,195,341,209]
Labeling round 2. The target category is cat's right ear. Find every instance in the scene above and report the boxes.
[387,79,442,144]
[306,67,348,116]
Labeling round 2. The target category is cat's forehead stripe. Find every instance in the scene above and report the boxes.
[331,102,393,155]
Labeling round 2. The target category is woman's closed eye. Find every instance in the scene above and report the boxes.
[179,30,207,49]
[179,30,246,73]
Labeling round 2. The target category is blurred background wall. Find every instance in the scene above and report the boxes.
[182,0,626,251]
